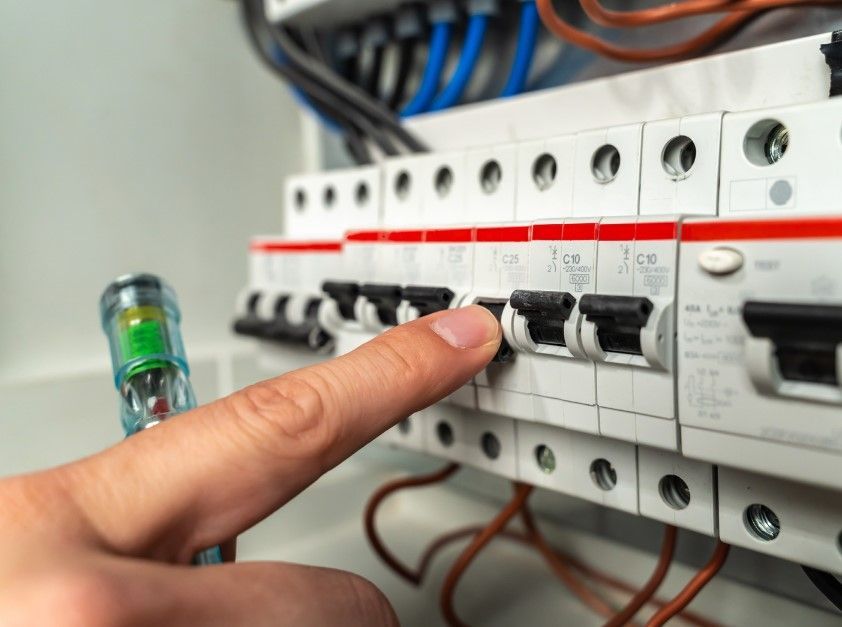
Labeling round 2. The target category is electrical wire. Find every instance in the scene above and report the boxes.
[535,0,758,63]
[802,566,842,612]
[240,0,374,163]
[364,469,716,627]
[362,43,386,96]
[520,502,618,620]
[264,6,428,153]
[359,21,389,97]
[440,483,534,627]
[334,29,360,84]
[429,13,490,111]
[500,0,540,97]
[645,541,731,627]
[386,37,419,110]
[269,45,342,133]
[580,0,842,27]
[364,462,461,586]
[402,21,454,116]
[604,525,678,627]
[414,524,719,627]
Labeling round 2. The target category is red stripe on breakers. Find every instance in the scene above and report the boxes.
[476,225,530,242]
[598,223,636,241]
[250,241,342,253]
[424,228,474,243]
[682,217,842,241]
[386,230,425,242]
[346,230,384,242]
[563,222,599,241]
[636,221,679,240]
[532,224,563,241]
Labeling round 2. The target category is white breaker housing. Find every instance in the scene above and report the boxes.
[678,215,842,491]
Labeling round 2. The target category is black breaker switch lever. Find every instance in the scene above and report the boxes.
[359,283,403,327]
[322,281,360,321]
[477,301,514,363]
[743,301,842,386]
[233,295,333,353]
[579,295,654,356]
[402,286,455,317]
[273,298,334,353]
[510,290,576,347]
[232,292,267,338]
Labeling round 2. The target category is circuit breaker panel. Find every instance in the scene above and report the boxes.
[234,40,842,577]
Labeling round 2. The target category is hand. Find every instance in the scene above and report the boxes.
[0,306,500,627]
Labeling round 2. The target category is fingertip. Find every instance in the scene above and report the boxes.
[429,305,502,351]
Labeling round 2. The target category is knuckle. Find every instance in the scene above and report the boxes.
[226,369,341,460]
[361,333,432,392]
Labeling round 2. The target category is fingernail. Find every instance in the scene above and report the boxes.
[430,305,500,349]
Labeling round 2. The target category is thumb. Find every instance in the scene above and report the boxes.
[66,305,500,559]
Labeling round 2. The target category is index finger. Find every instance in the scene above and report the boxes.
[65,305,500,561]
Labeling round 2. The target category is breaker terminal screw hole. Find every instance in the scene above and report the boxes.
[294,189,307,212]
[744,119,789,166]
[535,445,556,474]
[481,432,501,460]
[436,421,454,447]
[591,144,621,184]
[323,186,336,209]
[532,153,558,191]
[590,458,617,491]
[480,160,503,194]
[395,170,412,200]
[744,504,781,542]
[397,420,412,435]
[435,166,454,198]
[662,135,697,180]
[659,475,691,510]
[355,182,370,207]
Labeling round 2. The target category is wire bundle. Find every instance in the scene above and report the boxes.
[364,464,732,627]
[239,0,427,166]
[536,0,842,63]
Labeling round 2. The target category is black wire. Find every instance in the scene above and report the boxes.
[267,17,428,153]
[386,37,417,110]
[298,26,329,65]
[361,44,386,97]
[241,0,391,161]
[344,126,372,166]
[240,8,372,163]
[803,566,842,612]
[338,55,359,85]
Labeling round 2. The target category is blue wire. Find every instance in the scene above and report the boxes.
[271,45,340,132]
[429,14,489,112]
[401,21,453,117]
[501,1,539,98]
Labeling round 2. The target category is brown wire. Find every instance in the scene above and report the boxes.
[414,523,719,627]
[645,541,731,627]
[604,525,678,627]
[520,503,619,619]
[536,0,758,62]
[365,470,718,627]
[363,462,461,586]
[580,0,842,27]
[439,483,534,627]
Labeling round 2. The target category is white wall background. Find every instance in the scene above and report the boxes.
[0,0,307,473]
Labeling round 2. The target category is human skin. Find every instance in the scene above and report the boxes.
[0,305,501,627]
